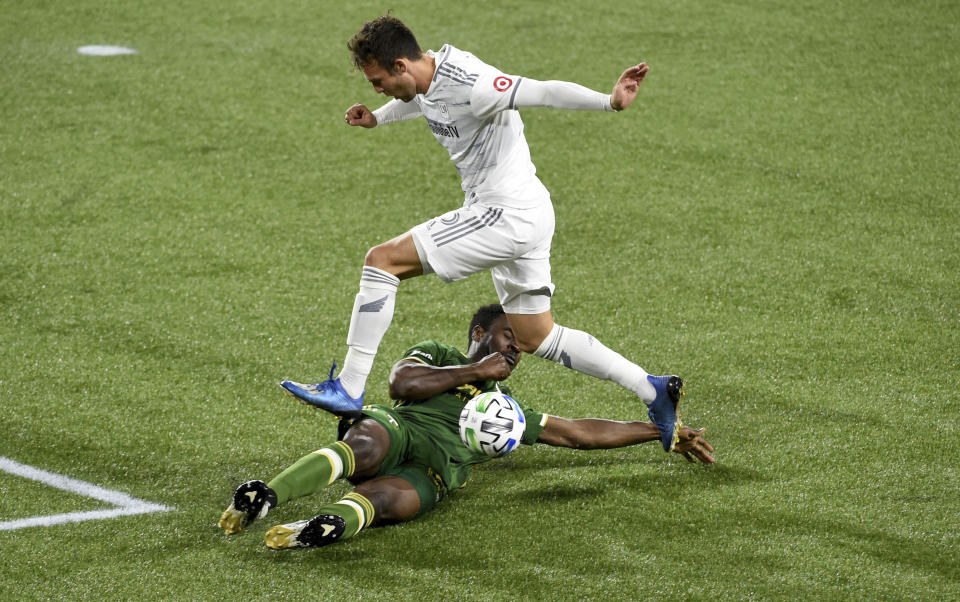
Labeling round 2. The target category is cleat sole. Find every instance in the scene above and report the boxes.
[218,507,247,535]
[667,378,685,452]
[264,514,346,550]
[264,524,303,550]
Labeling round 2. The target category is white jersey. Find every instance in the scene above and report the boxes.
[414,45,550,209]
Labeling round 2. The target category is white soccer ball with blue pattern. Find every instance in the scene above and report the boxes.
[459,391,526,457]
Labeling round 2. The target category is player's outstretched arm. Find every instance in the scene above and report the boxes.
[537,416,714,463]
[507,62,649,113]
[610,62,650,111]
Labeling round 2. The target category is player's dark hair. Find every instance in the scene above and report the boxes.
[468,304,505,346]
[348,14,423,72]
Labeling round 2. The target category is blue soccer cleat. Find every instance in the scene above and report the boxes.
[280,362,364,419]
[646,375,684,452]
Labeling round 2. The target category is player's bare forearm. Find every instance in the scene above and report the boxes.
[610,62,650,111]
[388,355,512,400]
[539,417,715,464]
[538,416,659,449]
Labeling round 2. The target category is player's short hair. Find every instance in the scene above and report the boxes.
[469,304,505,345]
[348,15,423,72]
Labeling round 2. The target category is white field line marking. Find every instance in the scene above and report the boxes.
[77,45,138,56]
[0,456,173,531]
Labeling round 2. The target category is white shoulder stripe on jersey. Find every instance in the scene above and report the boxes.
[432,45,453,82]
[439,62,478,82]
[437,64,477,86]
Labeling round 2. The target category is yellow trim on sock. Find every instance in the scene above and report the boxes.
[343,492,376,528]
[339,499,366,535]
[332,441,356,477]
[311,449,343,485]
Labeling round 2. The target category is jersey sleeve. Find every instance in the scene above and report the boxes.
[399,340,462,368]
[511,78,616,112]
[469,69,524,119]
[372,98,423,125]
[512,397,547,445]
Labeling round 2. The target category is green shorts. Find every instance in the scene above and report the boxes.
[338,405,454,516]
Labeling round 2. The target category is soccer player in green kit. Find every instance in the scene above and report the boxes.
[220,305,714,550]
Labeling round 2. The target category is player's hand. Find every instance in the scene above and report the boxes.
[345,104,377,128]
[610,62,650,111]
[672,426,715,464]
[474,352,516,381]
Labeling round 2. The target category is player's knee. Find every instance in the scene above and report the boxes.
[506,314,556,353]
[353,479,420,524]
[513,329,548,353]
[370,489,417,523]
[513,338,538,353]
[343,421,390,477]
[363,243,392,270]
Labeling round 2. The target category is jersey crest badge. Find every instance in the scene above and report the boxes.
[493,76,513,92]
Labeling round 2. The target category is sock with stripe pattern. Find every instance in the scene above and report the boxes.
[266,441,356,505]
[339,266,400,399]
[314,492,376,541]
[533,323,657,402]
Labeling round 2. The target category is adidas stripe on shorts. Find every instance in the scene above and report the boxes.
[410,199,556,315]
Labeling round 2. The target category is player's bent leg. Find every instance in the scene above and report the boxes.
[281,233,423,411]
[504,310,555,353]
[260,418,391,512]
[263,477,418,550]
[512,311,684,452]
[352,476,421,524]
[341,418,392,479]
[281,234,422,409]
[264,440,358,505]
[363,231,424,280]
[522,317,655,398]
[281,232,423,406]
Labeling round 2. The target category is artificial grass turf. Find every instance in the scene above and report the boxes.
[1,0,957,598]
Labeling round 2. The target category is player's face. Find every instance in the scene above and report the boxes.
[483,315,521,368]
[361,60,417,102]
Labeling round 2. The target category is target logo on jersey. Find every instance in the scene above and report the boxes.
[493,76,513,92]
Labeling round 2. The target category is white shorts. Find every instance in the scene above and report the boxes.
[410,201,556,314]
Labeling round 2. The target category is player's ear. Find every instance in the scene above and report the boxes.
[393,58,407,74]
[472,326,485,342]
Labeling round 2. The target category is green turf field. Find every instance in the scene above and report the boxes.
[2,0,958,599]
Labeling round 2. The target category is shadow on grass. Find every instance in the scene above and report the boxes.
[505,462,764,502]
[714,507,958,582]
[254,462,768,577]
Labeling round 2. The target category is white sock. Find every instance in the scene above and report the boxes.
[338,266,399,398]
[533,323,657,402]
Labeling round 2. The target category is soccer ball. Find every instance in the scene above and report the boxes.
[459,391,526,457]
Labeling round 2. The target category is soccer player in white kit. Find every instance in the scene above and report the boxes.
[282,15,683,452]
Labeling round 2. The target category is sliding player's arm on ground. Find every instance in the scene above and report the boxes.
[388,353,513,401]
[345,99,423,128]
[537,416,715,463]
[509,62,650,112]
